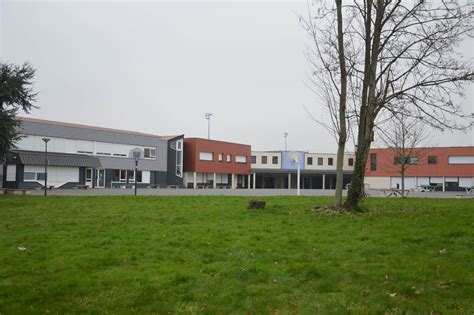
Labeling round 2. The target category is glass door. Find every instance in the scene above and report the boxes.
[96,169,105,188]
[85,168,93,188]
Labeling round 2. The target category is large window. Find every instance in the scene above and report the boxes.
[119,170,127,182]
[409,156,418,164]
[307,157,313,165]
[370,153,377,171]
[144,148,156,159]
[236,155,247,164]
[261,156,268,164]
[24,172,36,181]
[449,156,474,164]
[199,152,213,161]
[272,156,279,164]
[317,157,323,165]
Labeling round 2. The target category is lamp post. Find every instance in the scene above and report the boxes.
[284,132,288,151]
[42,138,50,196]
[205,113,212,139]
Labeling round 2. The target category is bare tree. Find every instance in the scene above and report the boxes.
[377,113,429,197]
[322,0,473,209]
[301,0,351,209]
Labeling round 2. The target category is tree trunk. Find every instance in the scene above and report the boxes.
[401,167,405,198]
[333,0,347,209]
[334,140,346,208]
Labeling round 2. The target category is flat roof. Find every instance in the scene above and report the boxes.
[184,137,251,147]
[18,116,182,140]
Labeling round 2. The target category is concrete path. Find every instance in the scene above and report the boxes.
[28,188,473,199]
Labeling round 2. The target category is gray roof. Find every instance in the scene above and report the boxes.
[16,151,102,168]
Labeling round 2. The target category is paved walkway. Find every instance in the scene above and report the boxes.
[28,188,473,198]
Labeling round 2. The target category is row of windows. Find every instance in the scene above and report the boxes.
[393,155,439,165]
[199,152,247,164]
[250,155,354,167]
[370,154,442,171]
[77,147,156,159]
[251,155,279,165]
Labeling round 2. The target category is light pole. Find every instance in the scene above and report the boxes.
[205,113,212,139]
[42,138,50,196]
[284,132,288,151]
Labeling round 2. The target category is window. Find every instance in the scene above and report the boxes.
[449,156,474,164]
[127,170,135,182]
[199,152,213,161]
[119,170,127,182]
[328,158,334,166]
[144,148,156,159]
[227,154,232,163]
[236,155,247,163]
[24,172,36,181]
[317,157,323,165]
[370,153,377,171]
[251,155,256,164]
[36,173,46,181]
[409,156,418,164]
[86,168,93,181]
[348,158,354,166]
[272,156,279,164]
[218,153,223,162]
[394,156,404,165]
[307,157,313,165]
[261,156,268,164]
[428,156,437,164]
[136,171,142,183]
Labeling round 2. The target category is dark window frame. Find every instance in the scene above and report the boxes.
[428,155,437,165]
[348,158,354,166]
[370,153,377,171]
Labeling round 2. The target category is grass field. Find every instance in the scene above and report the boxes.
[0,196,473,313]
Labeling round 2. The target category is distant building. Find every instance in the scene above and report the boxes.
[364,146,474,191]
[3,117,184,189]
[250,151,355,189]
[183,138,251,188]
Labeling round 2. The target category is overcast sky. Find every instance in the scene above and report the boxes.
[1,0,473,152]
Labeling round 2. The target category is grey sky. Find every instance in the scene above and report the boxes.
[1,0,473,152]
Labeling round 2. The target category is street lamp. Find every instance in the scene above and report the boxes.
[205,113,212,139]
[283,132,288,151]
[42,138,50,196]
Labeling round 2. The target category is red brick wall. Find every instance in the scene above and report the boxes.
[183,138,251,175]
[365,146,474,177]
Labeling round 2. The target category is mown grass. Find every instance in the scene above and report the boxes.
[0,196,473,313]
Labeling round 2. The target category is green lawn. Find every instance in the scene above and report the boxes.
[0,196,473,313]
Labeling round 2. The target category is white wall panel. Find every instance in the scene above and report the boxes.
[430,177,443,184]
[6,165,16,181]
[142,171,150,184]
[417,177,430,186]
[445,177,459,182]
[390,177,416,189]
[459,177,472,188]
